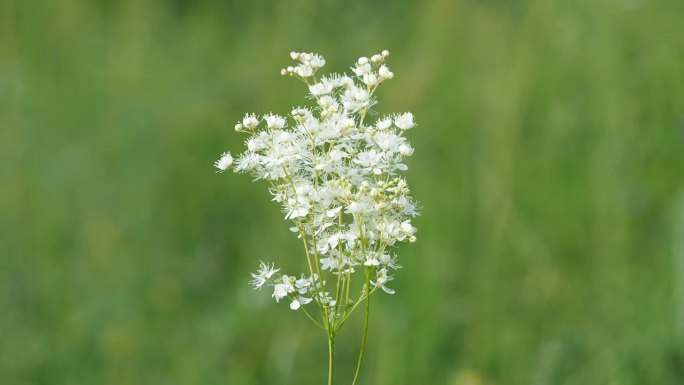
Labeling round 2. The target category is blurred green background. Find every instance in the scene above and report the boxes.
[2,0,684,384]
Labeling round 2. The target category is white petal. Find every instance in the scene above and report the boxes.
[381,286,396,295]
[326,206,342,218]
[290,299,301,310]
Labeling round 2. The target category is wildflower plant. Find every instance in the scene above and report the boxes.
[216,50,418,385]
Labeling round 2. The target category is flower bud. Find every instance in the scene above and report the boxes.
[399,143,414,156]
[379,65,394,79]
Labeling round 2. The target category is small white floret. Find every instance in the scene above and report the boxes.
[377,118,392,130]
[378,65,394,79]
[290,298,301,310]
[242,114,259,129]
[264,114,286,129]
[309,54,326,69]
[326,206,342,218]
[309,83,333,96]
[273,279,294,302]
[394,112,415,130]
[295,65,313,77]
[399,143,414,157]
[214,152,233,172]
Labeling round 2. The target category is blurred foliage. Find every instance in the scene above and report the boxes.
[1,0,684,384]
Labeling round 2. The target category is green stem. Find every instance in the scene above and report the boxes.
[336,286,377,329]
[328,335,335,385]
[351,268,371,385]
[301,306,324,329]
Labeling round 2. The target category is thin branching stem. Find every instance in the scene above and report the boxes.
[351,267,371,385]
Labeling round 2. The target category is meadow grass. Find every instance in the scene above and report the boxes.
[1,0,683,384]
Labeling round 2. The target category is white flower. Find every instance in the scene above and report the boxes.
[362,73,378,86]
[290,298,302,310]
[374,132,402,152]
[309,83,333,96]
[285,197,311,219]
[214,152,233,172]
[355,150,384,175]
[295,276,312,294]
[394,112,415,130]
[273,277,295,302]
[339,75,354,88]
[243,114,259,129]
[346,201,369,215]
[373,268,396,294]
[318,95,336,110]
[320,256,340,271]
[295,65,313,77]
[378,65,394,79]
[326,206,342,218]
[265,114,286,129]
[342,86,370,112]
[379,253,401,269]
[250,261,279,289]
[400,220,415,236]
[364,254,380,266]
[376,118,392,130]
[398,143,414,157]
[327,232,343,248]
[290,296,313,310]
[309,54,326,69]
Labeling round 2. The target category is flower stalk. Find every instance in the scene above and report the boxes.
[351,268,372,385]
[328,333,336,385]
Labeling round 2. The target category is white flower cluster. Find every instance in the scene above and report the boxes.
[217,50,418,320]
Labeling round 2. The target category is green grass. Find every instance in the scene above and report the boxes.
[1,0,683,384]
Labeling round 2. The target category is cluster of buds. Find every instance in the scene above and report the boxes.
[233,113,260,132]
[352,50,393,86]
[281,51,327,78]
